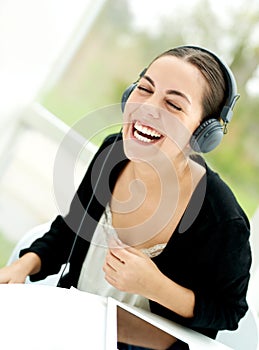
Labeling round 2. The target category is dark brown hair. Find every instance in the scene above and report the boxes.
[151,47,226,121]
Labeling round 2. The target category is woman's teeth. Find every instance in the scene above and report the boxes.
[133,121,162,143]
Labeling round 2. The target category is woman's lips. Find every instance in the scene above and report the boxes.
[132,120,163,144]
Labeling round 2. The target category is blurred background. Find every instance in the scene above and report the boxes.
[0,0,258,277]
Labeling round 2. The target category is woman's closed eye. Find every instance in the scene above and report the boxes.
[166,100,182,111]
[137,85,152,94]
[137,85,182,112]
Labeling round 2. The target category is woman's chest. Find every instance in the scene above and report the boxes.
[110,193,190,250]
[109,161,201,250]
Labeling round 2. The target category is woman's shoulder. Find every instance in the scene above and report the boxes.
[205,164,246,218]
[179,156,250,234]
[191,155,247,217]
[202,162,250,234]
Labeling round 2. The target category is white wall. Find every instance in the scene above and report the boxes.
[0,0,106,125]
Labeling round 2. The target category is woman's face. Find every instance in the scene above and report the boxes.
[122,55,207,162]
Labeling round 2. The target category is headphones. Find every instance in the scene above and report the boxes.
[121,45,240,153]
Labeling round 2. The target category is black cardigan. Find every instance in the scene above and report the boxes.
[20,133,252,339]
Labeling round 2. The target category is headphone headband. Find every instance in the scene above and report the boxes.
[177,45,240,124]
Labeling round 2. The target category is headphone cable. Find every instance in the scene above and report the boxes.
[56,131,121,287]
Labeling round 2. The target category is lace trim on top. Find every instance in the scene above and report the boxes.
[104,204,167,258]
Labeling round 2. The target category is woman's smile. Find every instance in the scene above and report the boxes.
[131,120,164,144]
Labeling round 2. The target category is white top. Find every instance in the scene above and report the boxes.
[77,205,167,311]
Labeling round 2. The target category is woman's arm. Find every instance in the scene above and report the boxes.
[103,216,251,328]
[103,244,195,319]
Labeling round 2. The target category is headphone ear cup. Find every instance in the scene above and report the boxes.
[190,118,223,153]
[121,83,137,112]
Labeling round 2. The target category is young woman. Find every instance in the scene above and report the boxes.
[0,46,251,349]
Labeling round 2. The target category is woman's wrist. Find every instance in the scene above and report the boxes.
[17,252,41,276]
[148,272,195,319]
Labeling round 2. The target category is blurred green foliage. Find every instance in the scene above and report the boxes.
[39,0,259,218]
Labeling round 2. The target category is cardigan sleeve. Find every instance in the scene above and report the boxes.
[151,216,251,338]
[187,217,251,331]
[19,215,80,281]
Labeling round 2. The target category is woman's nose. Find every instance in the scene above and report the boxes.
[140,95,161,119]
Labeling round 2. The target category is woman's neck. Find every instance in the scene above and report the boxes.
[111,150,205,218]
[128,152,192,192]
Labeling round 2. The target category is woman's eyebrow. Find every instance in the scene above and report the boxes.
[142,75,155,86]
[142,75,191,105]
[166,89,191,104]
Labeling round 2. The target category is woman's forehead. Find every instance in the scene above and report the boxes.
[146,55,206,103]
[148,55,202,80]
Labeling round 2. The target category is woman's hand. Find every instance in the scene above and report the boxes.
[0,264,27,284]
[103,240,162,298]
[103,239,195,318]
[0,253,41,284]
